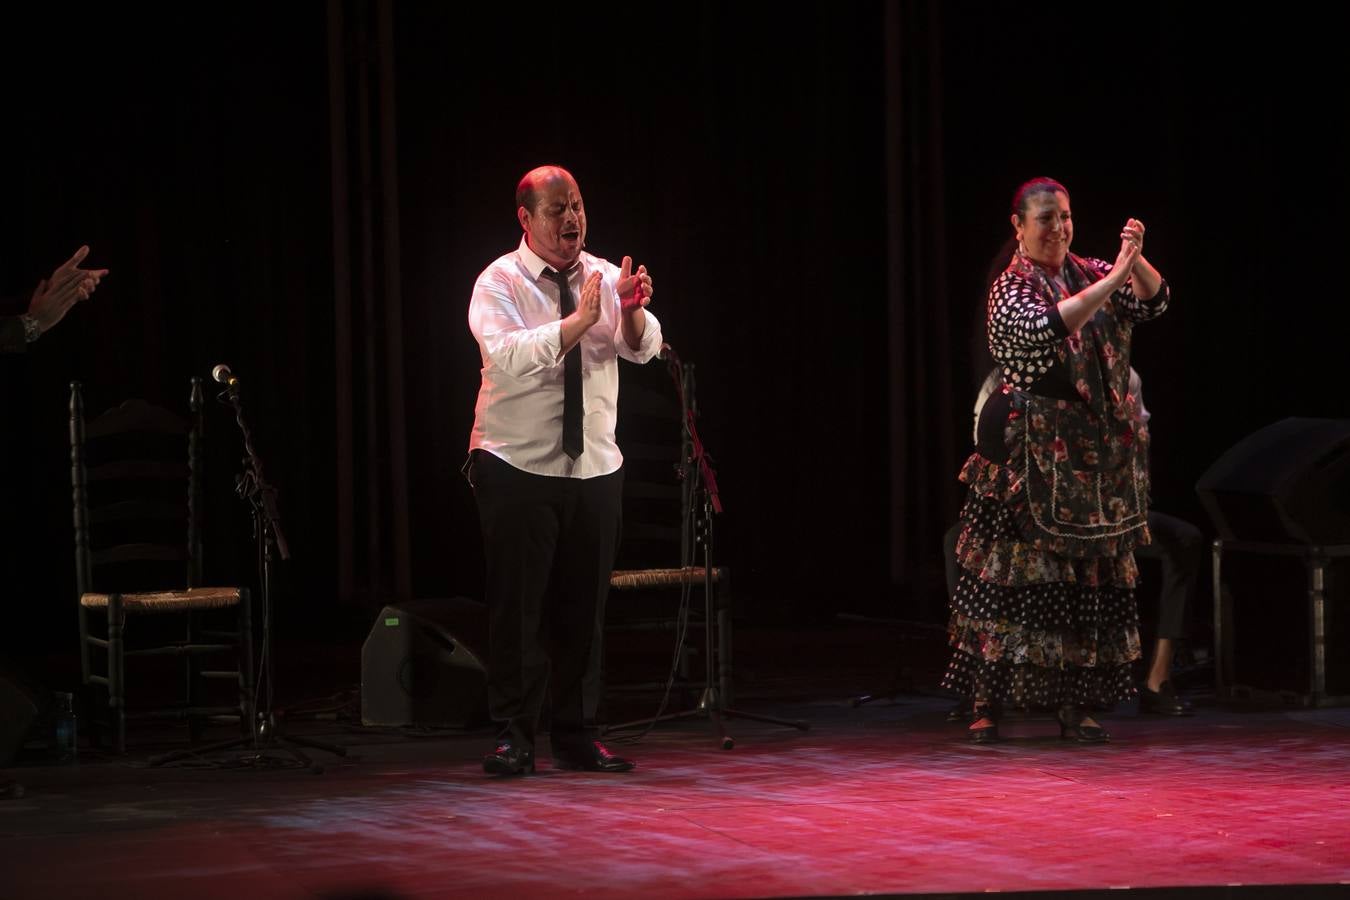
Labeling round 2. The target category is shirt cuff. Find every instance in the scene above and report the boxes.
[1138,278,1169,305]
[619,310,662,363]
[20,314,42,343]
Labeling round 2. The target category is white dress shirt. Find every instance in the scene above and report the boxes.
[468,237,663,478]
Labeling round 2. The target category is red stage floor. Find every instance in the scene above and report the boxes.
[3,694,1349,899]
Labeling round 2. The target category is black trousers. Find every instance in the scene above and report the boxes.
[1133,510,1203,641]
[943,509,1203,641]
[468,450,623,751]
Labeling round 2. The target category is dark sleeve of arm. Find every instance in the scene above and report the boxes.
[1090,258,1169,323]
[1,317,28,354]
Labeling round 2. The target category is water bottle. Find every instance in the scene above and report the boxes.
[52,692,77,763]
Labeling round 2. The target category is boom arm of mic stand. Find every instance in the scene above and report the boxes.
[222,383,291,560]
[668,355,723,515]
[256,485,290,560]
[685,412,723,515]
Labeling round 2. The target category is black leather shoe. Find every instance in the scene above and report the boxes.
[1057,706,1109,743]
[551,739,636,773]
[483,740,535,776]
[1138,681,1194,716]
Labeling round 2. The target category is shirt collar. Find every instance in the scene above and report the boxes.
[517,236,582,283]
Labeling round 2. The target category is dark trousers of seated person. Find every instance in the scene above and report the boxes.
[943,508,1203,640]
[468,450,623,753]
[1132,509,1203,641]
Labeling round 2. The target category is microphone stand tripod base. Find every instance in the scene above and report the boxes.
[604,686,809,751]
[148,713,347,772]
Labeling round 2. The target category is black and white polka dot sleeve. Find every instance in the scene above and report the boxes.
[987,271,1069,389]
[1085,257,1169,323]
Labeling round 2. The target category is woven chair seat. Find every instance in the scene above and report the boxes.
[609,567,723,590]
[80,587,244,612]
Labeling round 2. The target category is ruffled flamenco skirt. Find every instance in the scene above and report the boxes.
[940,451,1145,710]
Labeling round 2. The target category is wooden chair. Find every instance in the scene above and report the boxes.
[606,357,806,745]
[606,357,730,708]
[71,378,255,754]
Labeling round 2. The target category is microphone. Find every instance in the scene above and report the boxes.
[211,363,239,386]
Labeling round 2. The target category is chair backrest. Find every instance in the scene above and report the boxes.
[614,359,691,571]
[70,379,205,599]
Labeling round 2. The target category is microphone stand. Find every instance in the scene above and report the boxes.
[605,347,808,748]
[150,370,345,771]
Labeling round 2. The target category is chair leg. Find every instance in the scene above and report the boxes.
[108,594,126,755]
[77,604,107,750]
[78,604,92,691]
[187,611,204,742]
[716,577,734,708]
[238,588,256,735]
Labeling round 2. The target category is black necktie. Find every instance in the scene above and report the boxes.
[543,268,584,459]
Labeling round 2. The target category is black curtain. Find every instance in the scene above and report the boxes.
[393,2,894,623]
[328,0,413,608]
[1,6,337,652]
[3,1,1346,675]
[886,1,962,621]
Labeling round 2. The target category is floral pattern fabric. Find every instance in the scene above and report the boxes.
[942,252,1168,710]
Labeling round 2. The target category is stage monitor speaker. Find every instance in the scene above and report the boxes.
[361,596,490,728]
[1195,417,1350,545]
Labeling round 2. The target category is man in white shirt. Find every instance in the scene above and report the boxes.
[467,165,662,775]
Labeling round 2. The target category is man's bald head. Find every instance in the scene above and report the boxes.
[516,165,587,271]
[515,165,575,215]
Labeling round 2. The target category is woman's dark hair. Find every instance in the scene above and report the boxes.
[1010,176,1068,220]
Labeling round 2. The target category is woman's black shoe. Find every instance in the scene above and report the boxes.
[969,704,999,743]
[1138,681,1194,716]
[1057,705,1109,743]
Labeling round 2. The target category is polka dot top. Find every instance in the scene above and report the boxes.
[987,255,1169,394]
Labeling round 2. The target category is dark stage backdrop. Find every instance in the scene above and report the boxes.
[2,3,1344,668]
[1,6,337,654]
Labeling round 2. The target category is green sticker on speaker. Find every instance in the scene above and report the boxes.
[384,617,400,627]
